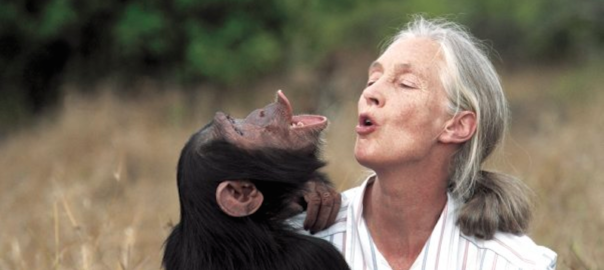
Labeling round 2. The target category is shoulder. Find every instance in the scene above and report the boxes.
[341,183,364,202]
[462,232,557,269]
[288,184,361,236]
[309,185,361,237]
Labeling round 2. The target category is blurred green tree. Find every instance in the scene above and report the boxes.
[0,0,602,130]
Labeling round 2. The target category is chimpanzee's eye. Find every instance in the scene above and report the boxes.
[227,115,235,124]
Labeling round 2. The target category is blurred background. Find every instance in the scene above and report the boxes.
[1,0,602,269]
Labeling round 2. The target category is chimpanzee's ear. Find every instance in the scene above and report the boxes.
[216,180,264,217]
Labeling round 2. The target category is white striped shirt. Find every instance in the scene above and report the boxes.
[291,175,557,270]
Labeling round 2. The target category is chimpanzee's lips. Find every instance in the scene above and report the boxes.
[276,90,328,131]
[291,115,328,129]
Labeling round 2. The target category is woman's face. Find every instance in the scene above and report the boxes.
[354,37,452,170]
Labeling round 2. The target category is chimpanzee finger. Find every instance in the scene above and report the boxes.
[327,191,341,227]
[310,183,334,233]
[288,200,304,214]
[303,181,322,231]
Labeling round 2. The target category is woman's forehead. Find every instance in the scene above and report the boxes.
[379,38,443,68]
[370,37,444,84]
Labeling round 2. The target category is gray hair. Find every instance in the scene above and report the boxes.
[389,16,532,239]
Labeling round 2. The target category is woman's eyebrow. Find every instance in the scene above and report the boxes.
[395,63,427,81]
[369,62,419,78]
[368,61,382,73]
[394,63,413,73]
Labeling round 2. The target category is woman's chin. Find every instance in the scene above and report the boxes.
[354,151,377,169]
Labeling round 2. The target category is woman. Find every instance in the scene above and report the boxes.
[297,16,557,269]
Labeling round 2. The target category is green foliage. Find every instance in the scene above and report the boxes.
[0,0,602,120]
[182,10,283,83]
[113,3,167,57]
[39,0,77,39]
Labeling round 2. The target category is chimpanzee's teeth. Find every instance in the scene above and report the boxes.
[291,122,305,128]
[364,119,372,126]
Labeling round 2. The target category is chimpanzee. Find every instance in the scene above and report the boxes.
[162,90,350,270]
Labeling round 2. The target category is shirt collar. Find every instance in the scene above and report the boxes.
[345,174,461,269]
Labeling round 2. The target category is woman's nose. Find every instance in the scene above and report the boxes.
[361,84,384,107]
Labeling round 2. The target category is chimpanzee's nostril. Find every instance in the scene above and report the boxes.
[259,110,265,117]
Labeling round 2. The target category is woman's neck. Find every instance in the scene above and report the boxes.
[363,160,449,269]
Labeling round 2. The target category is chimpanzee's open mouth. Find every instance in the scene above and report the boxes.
[276,90,327,131]
[290,115,327,129]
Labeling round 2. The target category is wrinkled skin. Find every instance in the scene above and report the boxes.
[206,90,341,232]
[211,90,327,154]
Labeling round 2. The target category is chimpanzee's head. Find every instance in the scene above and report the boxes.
[177,90,328,220]
[199,90,327,154]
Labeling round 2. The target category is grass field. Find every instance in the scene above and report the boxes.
[0,62,602,269]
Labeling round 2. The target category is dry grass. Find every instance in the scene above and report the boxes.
[0,63,601,269]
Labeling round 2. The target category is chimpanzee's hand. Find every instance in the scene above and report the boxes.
[302,179,342,234]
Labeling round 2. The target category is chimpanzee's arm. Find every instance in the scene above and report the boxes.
[301,173,342,234]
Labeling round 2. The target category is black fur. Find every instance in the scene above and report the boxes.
[162,123,350,270]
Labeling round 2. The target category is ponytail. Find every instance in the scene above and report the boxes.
[457,170,532,239]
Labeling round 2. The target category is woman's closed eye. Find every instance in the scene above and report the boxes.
[400,79,419,89]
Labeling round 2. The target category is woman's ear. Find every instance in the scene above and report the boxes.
[216,180,264,217]
[439,111,477,144]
